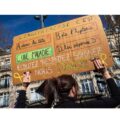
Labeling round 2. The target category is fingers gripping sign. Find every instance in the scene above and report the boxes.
[23,71,31,83]
[91,53,108,71]
[93,58,105,70]
[92,58,112,79]
[23,71,31,88]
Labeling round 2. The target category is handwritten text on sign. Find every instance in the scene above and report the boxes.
[16,46,53,64]
[11,15,113,85]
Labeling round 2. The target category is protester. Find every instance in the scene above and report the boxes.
[50,59,120,108]
[14,59,120,108]
[14,71,31,108]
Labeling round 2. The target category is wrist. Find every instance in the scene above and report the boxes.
[103,71,112,79]
[22,86,27,91]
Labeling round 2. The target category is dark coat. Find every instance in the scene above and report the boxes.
[14,78,120,108]
[54,78,120,108]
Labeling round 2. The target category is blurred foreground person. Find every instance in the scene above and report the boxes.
[48,59,120,108]
[14,59,120,108]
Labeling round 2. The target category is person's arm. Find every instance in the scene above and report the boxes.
[103,71,120,96]
[14,87,27,108]
[93,59,120,97]
[14,71,31,108]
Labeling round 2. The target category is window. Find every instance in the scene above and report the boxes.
[115,80,120,87]
[0,61,4,66]
[96,76,106,93]
[0,59,10,71]
[0,92,9,107]
[80,79,95,94]
[109,40,117,50]
[30,88,44,102]
[0,75,11,88]
[5,59,10,65]
[114,57,120,68]
[114,74,120,87]
[98,83,105,92]
[79,72,90,76]
[6,49,10,53]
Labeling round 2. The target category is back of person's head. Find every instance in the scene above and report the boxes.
[37,78,58,108]
[56,75,79,99]
[36,75,79,107]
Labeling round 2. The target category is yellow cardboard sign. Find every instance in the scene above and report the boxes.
[11,15,113,85]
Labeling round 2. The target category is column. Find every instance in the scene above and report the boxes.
[90,71,99,94]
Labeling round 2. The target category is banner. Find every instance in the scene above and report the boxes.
[11,15,113,85]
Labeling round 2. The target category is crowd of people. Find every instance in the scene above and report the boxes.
[14,59,120,108]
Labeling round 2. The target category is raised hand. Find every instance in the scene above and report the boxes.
[93,58,111,79]
[23,71,31,90]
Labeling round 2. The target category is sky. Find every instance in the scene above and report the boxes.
[0,15,107,48]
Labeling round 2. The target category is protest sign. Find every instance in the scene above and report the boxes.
[11,15,113,85]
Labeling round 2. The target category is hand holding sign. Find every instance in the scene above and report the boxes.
[12,15,113,85]
[23,71,31,89]
[93,59,112,79]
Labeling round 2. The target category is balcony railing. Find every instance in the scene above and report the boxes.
[0,64,11,71]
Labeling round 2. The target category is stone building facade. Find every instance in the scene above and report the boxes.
[0,30,120,108]
[0,48,11,107]
[0,47,45,108]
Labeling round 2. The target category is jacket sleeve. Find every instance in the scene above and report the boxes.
[106,78,120,97]
[14,90,27,108]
